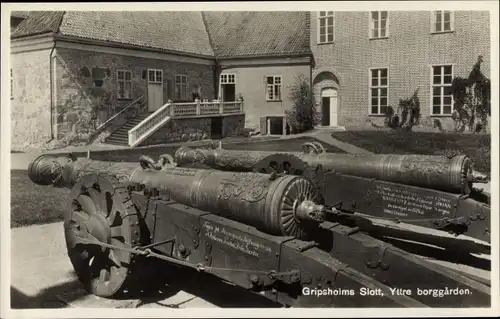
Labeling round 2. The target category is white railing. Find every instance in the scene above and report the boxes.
[128,100,244,147]
[96,96,145,131]
[128,102,172,147]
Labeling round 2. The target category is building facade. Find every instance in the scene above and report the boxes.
[10,11,312,150]
[204,11,313,134]
[310,10,491,130]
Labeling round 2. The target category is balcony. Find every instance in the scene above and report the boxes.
[128,99,244,147]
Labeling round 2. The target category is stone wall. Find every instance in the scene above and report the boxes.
[140,115,245,146]
[11,49,52,151]
[310,11,491,131]
[53,47,215,147]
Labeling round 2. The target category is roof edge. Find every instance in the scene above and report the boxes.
[11,31,55,40]
[54,34,217,61]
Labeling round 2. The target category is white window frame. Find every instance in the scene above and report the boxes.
[430,64,454,116]
[116,69,132,100]
[147,69,163,84]
[317,11,335,44]
[175,74,188,101]
[220,73,235,85]
[10,69,13,100]
[368,67,389,115]
[266,76,282,101]
[431,11,455,33]
[369,11,389,39]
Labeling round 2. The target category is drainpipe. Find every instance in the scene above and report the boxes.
[213,59,220,99]
[46,39,57,144]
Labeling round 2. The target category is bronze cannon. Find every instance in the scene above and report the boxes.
[174,143,485,195]
[27,153,491,307]
[174,144,490,243]
[29,154,325,239]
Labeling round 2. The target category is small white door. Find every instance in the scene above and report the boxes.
[329,91,338,127]
[321,88,338,127]
[147,69,164,112]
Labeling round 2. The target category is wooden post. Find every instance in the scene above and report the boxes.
[238,98,244,113]
[196,99,201,115]
[219,99,224,115]
[169,100,174,117]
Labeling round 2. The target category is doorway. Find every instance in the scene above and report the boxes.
[211,117,223,139]
[321,88,338,127]
[268,117,284,135]
[147,69,164,112]
[220,73,236,102]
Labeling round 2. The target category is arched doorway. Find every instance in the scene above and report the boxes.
[321,88,338,127]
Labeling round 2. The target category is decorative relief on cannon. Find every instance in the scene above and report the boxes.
[218,173,269,203]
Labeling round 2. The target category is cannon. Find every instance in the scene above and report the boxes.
[174,144,491,243]
[28,153,491,307]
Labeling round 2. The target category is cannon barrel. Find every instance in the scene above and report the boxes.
[174,146,479,195]
[29,154,325,239]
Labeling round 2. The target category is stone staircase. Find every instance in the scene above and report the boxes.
[105,113,152,146]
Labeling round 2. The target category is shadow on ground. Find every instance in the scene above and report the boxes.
[12,263,281,309]
[11,279,83,309]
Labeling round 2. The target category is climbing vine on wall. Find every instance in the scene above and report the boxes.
[57,66,116,139]
[451,56,491,133]
[384,88,421,131]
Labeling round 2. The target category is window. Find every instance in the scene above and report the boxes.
[431,11,454,33]
[148,69,163,84]
[10,69,13,100]
[175,75,187,100]
[117,70,132,100]
[318,11,334,44]
[220,74,235,85]
[370,11,388,38]
[266,76,282,101]
[369,68,388,115]
[431,65,453,115]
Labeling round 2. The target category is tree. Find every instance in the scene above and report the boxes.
[285,74,318,134]
[451,55,491,133]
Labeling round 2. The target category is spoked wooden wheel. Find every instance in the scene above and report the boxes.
[64,174,139,298]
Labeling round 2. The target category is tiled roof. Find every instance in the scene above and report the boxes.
[11,11,30,19]
[203,11,311,59]
[11,11,64,38]
[58,11,214,57]
[10,11,312,60]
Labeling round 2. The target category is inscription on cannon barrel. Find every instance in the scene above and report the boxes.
[163,168,197,176]
[202,221,273,257]
[374,184,454,218]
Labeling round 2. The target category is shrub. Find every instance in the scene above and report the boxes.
[285,74,318,134]
[384,88,421,131]
[451,55,491,133]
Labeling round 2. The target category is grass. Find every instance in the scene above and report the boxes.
[331,130,491,174]
[11,170,69,228]
[11,137,344,228]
